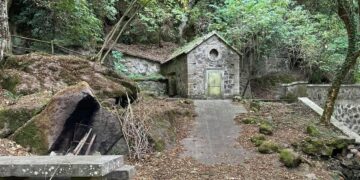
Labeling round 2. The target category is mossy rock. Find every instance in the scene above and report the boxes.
[258,140,280,154]
[306,124,320,137]
[0,92,50,138]
[0,108,38,137]
[242,117,258,124]
[251,134,266,146]
[279,149,301,168]
[301,137,334,157]
[259,123,273,135]
[327,136,356,150]
[12,118,48,154]
[250,101,261,111]
[2,54,138,101]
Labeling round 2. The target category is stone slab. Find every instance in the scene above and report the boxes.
[0,155,123,178]
[298,97,360,143]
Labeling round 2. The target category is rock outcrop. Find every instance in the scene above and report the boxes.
[0,54,138,101]
[11,82,127,155]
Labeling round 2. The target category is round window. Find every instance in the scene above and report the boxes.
[209,49,219,59]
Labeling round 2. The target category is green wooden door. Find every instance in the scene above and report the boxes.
[207,70,222,98]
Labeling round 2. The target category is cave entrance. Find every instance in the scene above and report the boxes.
[49,95,100,155]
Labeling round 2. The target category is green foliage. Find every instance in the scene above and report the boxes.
[130,0,186,43]
[88,0,119,21]
[208,0,347,78]
[112,50,128,74]
[11,0,103,47]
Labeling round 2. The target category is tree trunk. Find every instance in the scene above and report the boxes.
[177,0,199,42]
[320,0,360,124]
[0,0,10,62]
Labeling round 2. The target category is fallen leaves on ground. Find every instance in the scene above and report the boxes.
[131,101,336,179]
[0,138,31,156]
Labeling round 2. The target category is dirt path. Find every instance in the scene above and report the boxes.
[180,100,248,165]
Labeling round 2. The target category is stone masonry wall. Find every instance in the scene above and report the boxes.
[187,36,240,98]
[307,85,360,106]
[136,80,167,96]
[334,102,360,135]
[122,55,161,76]
[161,55,188,97]
[280,83,360,136]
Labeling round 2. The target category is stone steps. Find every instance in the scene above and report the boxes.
[0,155,134,179]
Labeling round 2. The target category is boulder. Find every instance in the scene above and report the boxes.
[259,122,273,135]
[258,140,280,154]
[250,134,266,147]
[306,124,320,137]
[300,136,355,157]
[279,149,302,168]
[1,54,138,101]
[242,117,258,124]
[0,92,51,137]
[11,82,127,155]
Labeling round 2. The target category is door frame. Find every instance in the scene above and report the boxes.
[205,69,224,99]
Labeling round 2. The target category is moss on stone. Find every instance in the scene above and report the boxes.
[251,134,266,146]
[0,108,38,136]
[279,149,301,168]
[328,136,356,150]
[259,123,273,135]
[250,100,261,111]
[0,74,20,93]
[306,124,320,137]
[242,117,258,124]
[258,140,280,154]
[13,120,48,154]
[301,137,334,157]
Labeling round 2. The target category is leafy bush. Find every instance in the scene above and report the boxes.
[112,51,128,75]
[11,0,102,47]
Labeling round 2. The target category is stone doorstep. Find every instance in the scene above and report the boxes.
[0,155,135,180]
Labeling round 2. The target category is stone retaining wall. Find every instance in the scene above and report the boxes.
[334,102,360,135]
[281,83,360,137]
[278,83,360,106]
[122,55,161,76]
[136,80,167,96]
[307,85,360,106]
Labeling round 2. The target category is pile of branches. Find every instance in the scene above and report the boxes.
[116,96,152,159]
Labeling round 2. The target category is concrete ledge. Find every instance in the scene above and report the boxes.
[0,156,127,178]
[298,97,360,143]
[105,165,136,180]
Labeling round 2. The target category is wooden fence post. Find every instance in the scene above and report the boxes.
[51,40,54,54]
